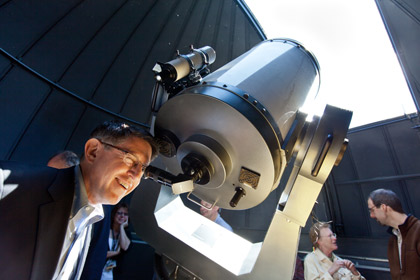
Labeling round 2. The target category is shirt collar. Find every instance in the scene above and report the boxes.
[71,165,104,220]
[314,248,337,263]
[387,214,412,235]
[400,214,412,227]
[392,227,401,237]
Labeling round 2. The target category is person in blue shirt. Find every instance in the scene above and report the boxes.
[200,200,233,231]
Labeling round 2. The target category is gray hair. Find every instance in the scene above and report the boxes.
[309,222,331,248]
[90,120,158,160]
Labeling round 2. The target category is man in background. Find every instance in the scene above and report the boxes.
[368,188,420,279]
[200,200,232,231]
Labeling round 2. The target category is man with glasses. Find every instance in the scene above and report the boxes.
[0,120,157,280]
[368,188,420,279]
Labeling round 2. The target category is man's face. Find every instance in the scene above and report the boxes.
[367,198,387,226]
[317,227,338,253]
[85,136,152,205]
[200,200,219,221]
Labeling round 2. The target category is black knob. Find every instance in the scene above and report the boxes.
[230,187,246,208]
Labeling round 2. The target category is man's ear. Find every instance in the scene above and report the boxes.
[84,138,101,163]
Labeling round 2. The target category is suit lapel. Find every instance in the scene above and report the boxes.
[30,167,75,280]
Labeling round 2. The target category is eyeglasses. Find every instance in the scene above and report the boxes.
[98,139,148,172]
[368,204,384,213]
[116,211,129,216]
[320,233,337,239]
[368,206,377,213]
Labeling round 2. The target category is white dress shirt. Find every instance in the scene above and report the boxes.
[53,166,104,280]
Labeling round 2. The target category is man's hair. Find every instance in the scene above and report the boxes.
[48,150,80,168]
[368,188,404,214]
[90,120,158,159]
[309,222,330,248]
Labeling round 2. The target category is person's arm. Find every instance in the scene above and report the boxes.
[304,253,334,280]
[104,229,121,258]
[118,221,131,251]
[106,248,120,258]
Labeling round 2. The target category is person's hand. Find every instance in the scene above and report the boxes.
[328,260,344,276]
[111,247,120,254]
[343,259,360,276]
[106,247,121,258]
[121,219,129,228]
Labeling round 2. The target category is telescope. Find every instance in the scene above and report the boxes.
[131,39,352,279]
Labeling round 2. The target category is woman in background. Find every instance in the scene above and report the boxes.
[304,222,364,280]
[101,202,131,280]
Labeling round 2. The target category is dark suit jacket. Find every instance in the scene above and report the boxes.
[0,161,75,280]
